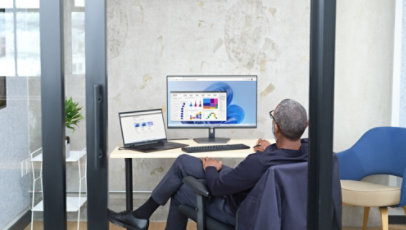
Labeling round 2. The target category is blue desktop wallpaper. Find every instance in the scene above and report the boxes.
[167,79,257,127]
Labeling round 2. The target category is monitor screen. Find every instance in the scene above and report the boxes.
[119,109,167,146]
[167,75,257,128]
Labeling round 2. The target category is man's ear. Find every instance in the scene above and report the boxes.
[275,123,280,134]
[306,120,309,127]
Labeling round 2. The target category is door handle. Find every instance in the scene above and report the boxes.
[94,84,105,169]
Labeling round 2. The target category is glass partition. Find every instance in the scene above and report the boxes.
[0,0,89,228]
[0,0,43,229]
[64,0,87,229]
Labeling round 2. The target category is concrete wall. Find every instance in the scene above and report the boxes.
[335,0,395,227]
[106,0,310,178]
[106,0,311,220]
[401,0,406,127]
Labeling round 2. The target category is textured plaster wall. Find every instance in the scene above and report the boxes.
[104,0,395,225]
[401,0,406,127]
[107,0,310,221]
[335,0,395,227]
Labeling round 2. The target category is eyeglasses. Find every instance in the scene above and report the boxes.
[269,110,277,124]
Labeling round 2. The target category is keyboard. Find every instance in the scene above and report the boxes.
[182,144,250,153]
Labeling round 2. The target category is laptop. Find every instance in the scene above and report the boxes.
[118,109,188,152]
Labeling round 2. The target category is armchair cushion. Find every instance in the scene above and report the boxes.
[341,180,401,207]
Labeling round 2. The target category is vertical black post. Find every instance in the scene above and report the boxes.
[308,0,336,230]
[40,0,67,229]
[86,0,108,229]
[125,159,133,211]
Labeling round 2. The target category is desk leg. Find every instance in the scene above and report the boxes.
[125,158,133,230]
[125,158,133,211]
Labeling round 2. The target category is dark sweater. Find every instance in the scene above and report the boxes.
[205,138,308,212]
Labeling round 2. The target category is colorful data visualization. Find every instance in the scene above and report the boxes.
[203,98,218,109]
[170,91,227,122]
[134,121,153,128]
[189,101,202,107]
[189,111,202,120]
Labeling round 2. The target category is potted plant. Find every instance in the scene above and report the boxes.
[65,97,84,158]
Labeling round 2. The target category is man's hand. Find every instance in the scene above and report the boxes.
[253,138,271,152]
[201,157,222,171]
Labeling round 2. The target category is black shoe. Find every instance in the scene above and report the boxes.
[108,209,149,230]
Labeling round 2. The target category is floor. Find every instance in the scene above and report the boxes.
[26,222,406,230]
[26,222,197,230]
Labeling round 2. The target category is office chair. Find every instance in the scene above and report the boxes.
[336,127,406,230]
[179,161,341,230]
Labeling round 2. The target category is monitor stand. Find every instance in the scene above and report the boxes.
[193,128,230,143]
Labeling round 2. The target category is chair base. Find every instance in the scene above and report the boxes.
[362,207,370,230]
[345,205,401,230]
[379,207,388,230]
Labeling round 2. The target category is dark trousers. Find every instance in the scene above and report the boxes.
[151,154,235,230]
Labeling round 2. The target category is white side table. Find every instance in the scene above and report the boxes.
[30,149,87,230]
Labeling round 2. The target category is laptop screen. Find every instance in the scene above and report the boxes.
[119,109,167,146]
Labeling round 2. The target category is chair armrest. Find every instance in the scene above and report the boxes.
[183,176,210,197]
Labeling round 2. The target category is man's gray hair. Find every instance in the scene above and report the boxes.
[274,99,307,140]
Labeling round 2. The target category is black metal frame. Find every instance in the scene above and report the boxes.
[85,0,108,229]
[0,76,6,109]
[307,0,336,229]
[40,0,67,229]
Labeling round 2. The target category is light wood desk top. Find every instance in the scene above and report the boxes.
[110,139,264,159]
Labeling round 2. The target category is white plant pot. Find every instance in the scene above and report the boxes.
[65,139,71,159]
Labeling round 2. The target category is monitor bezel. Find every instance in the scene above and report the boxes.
[118,108,168,147]
[166,75,258,129]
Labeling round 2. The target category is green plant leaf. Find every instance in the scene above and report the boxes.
[65,97,84,132]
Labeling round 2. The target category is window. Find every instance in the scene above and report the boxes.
[0,11,15,76]
[72,11,85,75]
[0,0,85,77]
[0,0,40,77]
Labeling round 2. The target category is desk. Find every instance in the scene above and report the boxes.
[110,139,258,214]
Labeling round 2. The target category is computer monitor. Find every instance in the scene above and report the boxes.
[167,75,257,143]
[119,109,167,147]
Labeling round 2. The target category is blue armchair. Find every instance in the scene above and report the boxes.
[336,127,406,230]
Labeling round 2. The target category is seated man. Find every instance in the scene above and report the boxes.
[109,98,309,230]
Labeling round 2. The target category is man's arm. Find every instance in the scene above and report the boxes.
[253,138,271,152]
[201,157,222,171]
[203,154,266,196]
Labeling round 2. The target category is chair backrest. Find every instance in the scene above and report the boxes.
[236,162,308,230]
[336,127,406,180]
[336,126,406,206]
[237,157,342,230]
